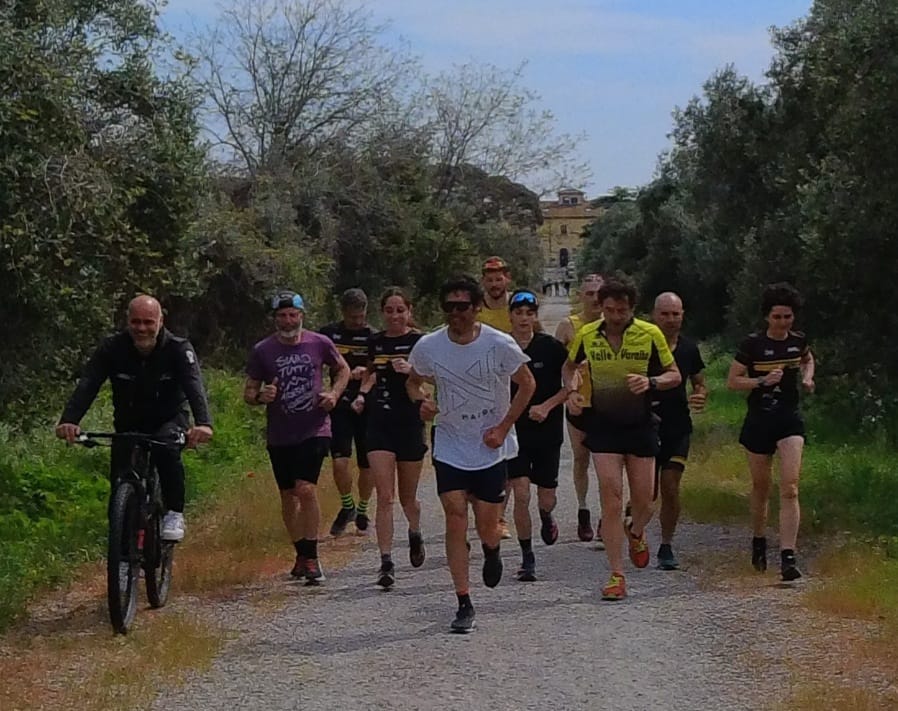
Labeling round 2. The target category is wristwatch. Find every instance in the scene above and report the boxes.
[648,377,658,391]
[756,377,765,388]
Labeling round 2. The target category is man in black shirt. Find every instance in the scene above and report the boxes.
[318,288,374,535]
[651,292,707,570]
[507,290,569,581]
[56,295,213,542]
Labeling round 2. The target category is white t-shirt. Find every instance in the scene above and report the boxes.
[408,324,530,470]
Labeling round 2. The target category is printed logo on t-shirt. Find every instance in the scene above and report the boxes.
[435,346,500,419]
[276,353,316,414]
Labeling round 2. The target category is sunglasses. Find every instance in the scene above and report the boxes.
[509,292,538,308]
[441,300,473,313]
[271,293,305,311]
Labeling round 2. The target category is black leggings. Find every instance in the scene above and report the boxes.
[110,426,186,513]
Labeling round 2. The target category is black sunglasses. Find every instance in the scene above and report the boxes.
[441,300,473,313]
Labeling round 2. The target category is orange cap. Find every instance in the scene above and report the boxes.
[482,256,509,273]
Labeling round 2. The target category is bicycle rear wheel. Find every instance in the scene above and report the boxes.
[107,482,141,634]
[144,512,175,608]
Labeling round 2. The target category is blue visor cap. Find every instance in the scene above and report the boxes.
[509,291,539,309]
[271,292,305,311]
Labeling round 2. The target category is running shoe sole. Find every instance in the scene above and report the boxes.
[516,568,536,582]
[781,566,802,582]
[377,570,395,588]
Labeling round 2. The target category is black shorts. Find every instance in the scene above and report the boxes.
[565,407,591,432]
[330,408,369,468]
[366,420,427,462]
[739,411,805,456]
[657,429,691,473]
[267,437,330,490]
[584,419,659,458]
[507,443,561,489]
[435,460,507,504]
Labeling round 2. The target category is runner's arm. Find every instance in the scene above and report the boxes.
[502,363,536,429]
[799,349,815,392]
[726,360,765,391]
[554,317,573,347]
[327,355,351,401]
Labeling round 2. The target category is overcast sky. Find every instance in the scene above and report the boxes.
[160,0,813,196]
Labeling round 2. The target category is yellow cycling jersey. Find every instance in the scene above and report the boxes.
[569,317,674,425]
[478,303,512,333]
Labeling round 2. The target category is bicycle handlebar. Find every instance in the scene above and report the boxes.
[75,431,187,449]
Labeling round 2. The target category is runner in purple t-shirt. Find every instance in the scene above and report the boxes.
[244,291,350,584]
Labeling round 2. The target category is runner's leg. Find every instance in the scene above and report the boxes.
[776,436,804,551]
[595,453,626,573]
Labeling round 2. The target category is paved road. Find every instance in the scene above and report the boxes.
[155,298,791,711]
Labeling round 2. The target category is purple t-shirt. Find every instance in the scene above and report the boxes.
[246,332,342,446]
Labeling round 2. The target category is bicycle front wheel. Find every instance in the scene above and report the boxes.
[107,482,141,634]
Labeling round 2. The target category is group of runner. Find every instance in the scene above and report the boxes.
[56,257,815,634]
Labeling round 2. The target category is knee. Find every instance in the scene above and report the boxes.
[445,508,467,531]
[376,486,395,506]
[295,481,317,502]
[780,482,799,500]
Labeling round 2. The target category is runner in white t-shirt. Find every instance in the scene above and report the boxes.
[407,275,534,634]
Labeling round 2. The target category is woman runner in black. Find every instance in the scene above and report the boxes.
[361,287,427,588]
[506,290,569,581]
[726,282,815,581]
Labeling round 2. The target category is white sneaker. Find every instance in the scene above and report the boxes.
[161,511,185,542]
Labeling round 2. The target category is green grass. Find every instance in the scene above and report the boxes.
[684,352,898,537]
[0,370,269,631]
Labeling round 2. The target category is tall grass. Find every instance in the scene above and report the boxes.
[0,370,270,630]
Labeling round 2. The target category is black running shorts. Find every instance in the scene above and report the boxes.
[267,437,330,490]
[366,420,427,462]
[435,460,507,504]
[739,411,805,456]
[330,408,369,468]
[656,429,691,473]
[507,443,562,489]
[584,419,659,458]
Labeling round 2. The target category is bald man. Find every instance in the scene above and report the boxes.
[57,295,213,542]
[650,292,707,570]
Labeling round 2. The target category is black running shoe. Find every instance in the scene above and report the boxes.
[482,545,503,588]
[781,550,802,581]
[304,558,326,585]
[516,552,536,582]
[577,508,594,542]
[540,513,559,546]
[377,561,395,589]
[355,512,370,534]
[330,506,356,537]
[450,605,476,633]
[409,531,426,568]
[657,543,679,571]
[752,537,767,572]
[290,553,306,579]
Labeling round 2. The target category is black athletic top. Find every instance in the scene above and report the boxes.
[735,331,809,414]
[318,322,373,409]
[367,330,424,425]
[60,329,212,432]
[652,335,705,435]
[512,332,568,446]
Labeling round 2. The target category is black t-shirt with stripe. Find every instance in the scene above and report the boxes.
[318,322,373,409]
[368,330,424,424]
[735,331,809,414]
[512,332,568,446]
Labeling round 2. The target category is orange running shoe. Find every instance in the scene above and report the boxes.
[628,528,650,568]
[601,572,627,601]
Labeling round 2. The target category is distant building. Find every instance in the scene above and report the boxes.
[538,189,601,293]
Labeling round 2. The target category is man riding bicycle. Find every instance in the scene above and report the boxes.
[56,295,213,542]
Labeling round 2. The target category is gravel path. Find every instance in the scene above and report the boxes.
[154,298,799,711]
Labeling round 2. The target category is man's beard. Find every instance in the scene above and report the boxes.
[277,326,302,339]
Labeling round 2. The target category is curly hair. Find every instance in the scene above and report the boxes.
[597,274,638,307]
[761,282,802,316]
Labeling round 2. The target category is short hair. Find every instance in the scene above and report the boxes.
[340,288,368,311]
[597,274,638,307]
[761,282,802,315]
[439,274,484,307]
[508,288,539,311]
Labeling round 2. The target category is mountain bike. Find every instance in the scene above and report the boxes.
[76,431,184,634]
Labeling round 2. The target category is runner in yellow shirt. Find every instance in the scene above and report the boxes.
[563,275,681,601]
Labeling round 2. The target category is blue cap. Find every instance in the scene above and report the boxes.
[270,291,305,311]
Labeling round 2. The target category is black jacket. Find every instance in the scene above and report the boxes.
[60,328,212,433]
